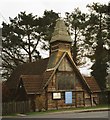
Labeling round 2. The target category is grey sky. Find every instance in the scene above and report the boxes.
[0,0,109,75]
[0,0,109,26]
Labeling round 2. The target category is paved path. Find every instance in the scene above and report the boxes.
[2,108,110,119]
[23,111,109,118]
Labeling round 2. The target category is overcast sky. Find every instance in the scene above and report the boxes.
[0,0,109,75]
[0,0,109,26]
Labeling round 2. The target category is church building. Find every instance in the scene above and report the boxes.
[6,19,101,111]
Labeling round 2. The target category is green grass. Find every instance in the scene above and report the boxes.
[26,104,110,116]
[3,104,110,117]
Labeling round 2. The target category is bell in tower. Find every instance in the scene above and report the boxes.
[50,18,72,57]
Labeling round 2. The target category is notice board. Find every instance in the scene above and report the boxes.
[65,91,72,104]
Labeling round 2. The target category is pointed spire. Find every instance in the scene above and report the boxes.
[50,18,72,43]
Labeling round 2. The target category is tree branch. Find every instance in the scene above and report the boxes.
[2,49,25,64]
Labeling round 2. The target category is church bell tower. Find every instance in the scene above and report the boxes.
[50,18,72,57]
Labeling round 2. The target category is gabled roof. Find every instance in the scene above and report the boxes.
[17,70,55,95]
[6,51,101,94]
[16,51,100,94]
[19,75,43,94]
[6,58,49,89]
[43,52,100,93]
[84,76,101,92]
[43,52,91,92]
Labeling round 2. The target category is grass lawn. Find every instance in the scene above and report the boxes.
[3,104,110,117]
[26,104,110,116]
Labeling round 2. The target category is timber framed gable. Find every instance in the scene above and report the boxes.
[43,52,91,93]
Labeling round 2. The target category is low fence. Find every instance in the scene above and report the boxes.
[2,101,30,115]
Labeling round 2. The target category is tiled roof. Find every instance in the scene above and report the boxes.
[6,58,49,89]
[6,51,101,94]
[84,76,101,92]
[20,75,43,94]
[19,70,55,94]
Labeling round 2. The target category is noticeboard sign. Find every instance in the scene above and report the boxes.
[53,92,61,99]
[65,91,72,104]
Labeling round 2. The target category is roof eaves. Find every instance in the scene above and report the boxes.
[84,76,101,93]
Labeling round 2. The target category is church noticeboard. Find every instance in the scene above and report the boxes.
[65,91,72,104]
[53,92,61,99]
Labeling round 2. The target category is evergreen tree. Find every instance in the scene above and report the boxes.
[37,10,59,50]
[65,8,88,65]
[106,3,110,62]
[2,11,59,79]
[86,3,109,90]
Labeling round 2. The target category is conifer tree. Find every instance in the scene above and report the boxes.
[2,11,58,79]
[86,3,109,90]
[65,8,88,65]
